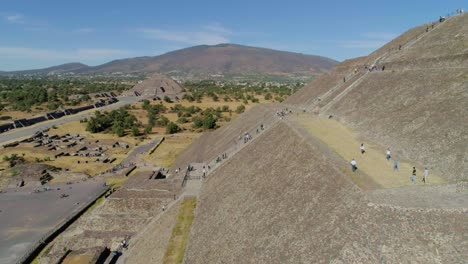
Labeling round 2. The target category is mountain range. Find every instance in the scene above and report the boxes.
[4,44,338,79]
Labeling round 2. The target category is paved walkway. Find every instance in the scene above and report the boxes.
[184,163,205,197]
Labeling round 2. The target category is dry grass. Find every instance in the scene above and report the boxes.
[129,96,267,133]
[294,114,445,188]
[144,133,199,168]
[163,197,197,264]
[105,175,129,189]
[43,157,112,175]
[61,255,95,264]
[0,148,49,170]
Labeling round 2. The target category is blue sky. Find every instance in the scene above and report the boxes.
[0,0,464,70]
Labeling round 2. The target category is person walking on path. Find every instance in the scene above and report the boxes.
[386,149,391,161]
[393,159,399,171]
[351,159,358,172]
[411,167,417,184]
[423,168,429,184]
[360,143,366,154]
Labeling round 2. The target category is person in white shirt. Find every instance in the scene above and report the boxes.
[360,143,365,154]
[351,159,358,172]
[423,168,429,183]
[386,148,391,161]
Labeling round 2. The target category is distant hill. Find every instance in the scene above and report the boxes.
[8,63,90,75]
[5,44,338,79]
[89,44,338,78]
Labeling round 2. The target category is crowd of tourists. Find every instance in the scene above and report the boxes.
[351,143,430,185]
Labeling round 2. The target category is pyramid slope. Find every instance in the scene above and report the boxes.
[170,103,278,172]
[125,72,184,98]
[287,13,468,180]
[184,122,467,263]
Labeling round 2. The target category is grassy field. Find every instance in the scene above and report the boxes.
[163,197,197,264]
[294,114,446,189]
[144,134,199,168]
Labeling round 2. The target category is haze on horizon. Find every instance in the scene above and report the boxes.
[0,0,463,71]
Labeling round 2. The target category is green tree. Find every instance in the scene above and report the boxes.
[144,124,153,134]
[142,99,150,110]
[156,115,170,126]
[166,122,181,134]
[182,94,195,102]
[131,126,140,137]
[275,96,284,103]
[192,117,203,128]
[235,104,246,114]
[112,121,125,137]
[203,113,217,129]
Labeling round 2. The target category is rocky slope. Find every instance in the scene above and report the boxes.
[184,122,467,263]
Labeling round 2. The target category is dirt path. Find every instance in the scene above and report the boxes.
[289,114,446,189]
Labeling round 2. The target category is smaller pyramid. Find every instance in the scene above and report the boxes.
[126,73,184,99]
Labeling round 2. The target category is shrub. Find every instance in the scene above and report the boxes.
[166,122,181,134]
[177,117,189,124]
[131,126,140,137]
[156,115,170,126]
[192,117,203,128]
[182,94,195,102]
[144,124,152,134]
[113,124,125,137]
[275,96,284,102]
[235,104,246,114]
[203,113,217,130]
[163,96,173,103]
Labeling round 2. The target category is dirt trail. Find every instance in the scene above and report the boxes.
[289,114,445,189]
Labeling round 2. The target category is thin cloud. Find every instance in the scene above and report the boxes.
[3,13,25,24]
[203,23,232,34]
[0,46,132,61]
[138,24,231,45]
